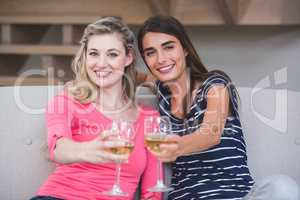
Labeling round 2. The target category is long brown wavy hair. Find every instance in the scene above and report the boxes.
[137,15,238,115]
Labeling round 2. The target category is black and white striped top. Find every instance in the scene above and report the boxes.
[157,74,254,200]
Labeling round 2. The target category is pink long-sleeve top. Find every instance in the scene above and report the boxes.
[36,91,162,200]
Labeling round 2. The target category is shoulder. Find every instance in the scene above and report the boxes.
[55,81,90,105]
[52,89,77,104]
[203,73,231,87]
[46,87,87,113]
[200,72,233,96]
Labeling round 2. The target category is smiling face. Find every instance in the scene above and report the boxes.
[85,33,133,89]
[142,32,187,83]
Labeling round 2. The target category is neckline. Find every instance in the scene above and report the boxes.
[90,102,143,126]
[158,80,206,121]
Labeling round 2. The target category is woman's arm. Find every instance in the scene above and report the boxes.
[151,85,230,162]
[46,93,128,164]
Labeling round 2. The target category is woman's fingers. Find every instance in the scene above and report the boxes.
[159,144,180,162]
[82,135,130,164]
[100,139,127,149]
[98,139,130,163]
[147,135,182,162]
[98,150,129,163]
[161,134,181,153]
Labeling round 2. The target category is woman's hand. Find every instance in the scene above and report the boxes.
[147,134,183,162]
[54,134,129,164]
[80,134,129,164]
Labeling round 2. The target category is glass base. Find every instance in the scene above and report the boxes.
[147,181,173,192]
[103,184,128,197]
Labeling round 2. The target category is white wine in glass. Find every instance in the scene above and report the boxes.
[108,141,134,155]
[144,116,174,192]
[103,120,135,197]
[145,134,177,153]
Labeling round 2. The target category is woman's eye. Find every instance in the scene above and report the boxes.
[145,50,155,57]
[89,52,98,56]
[108,52,118,58]
[165,45,174,50]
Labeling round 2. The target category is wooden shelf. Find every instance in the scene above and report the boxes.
[0,76,61,86]
[0,16,99,25]
[0,44,79,55]
[0,0,300,26]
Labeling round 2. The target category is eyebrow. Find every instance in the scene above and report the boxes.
[143,40,176,53]
[87,48,121,52]
[162,41,176,46]
[87,48,98,52]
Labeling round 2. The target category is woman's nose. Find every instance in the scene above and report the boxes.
[157,50,167,64]
[97,54,108,67]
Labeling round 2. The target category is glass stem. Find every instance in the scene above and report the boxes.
[115,162,121,188]
[157,160,163,184]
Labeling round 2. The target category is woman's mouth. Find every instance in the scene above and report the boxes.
[157,64,174,74]
[95,71,112,78]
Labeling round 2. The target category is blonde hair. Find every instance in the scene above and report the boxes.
[69,16,137,104]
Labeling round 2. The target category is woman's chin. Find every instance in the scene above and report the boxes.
[95,81,112,88]
[157,74,178,83]
[94,78,122,89]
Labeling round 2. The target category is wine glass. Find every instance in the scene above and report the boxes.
[103,120,135,196]
[144,116,174,192]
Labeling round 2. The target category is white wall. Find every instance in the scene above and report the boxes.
[187,26,300,91]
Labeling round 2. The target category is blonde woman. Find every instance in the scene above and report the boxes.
[30,17,161,200]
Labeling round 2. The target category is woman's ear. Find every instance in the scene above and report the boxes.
[184,49,188,57]
[125,51,134,67]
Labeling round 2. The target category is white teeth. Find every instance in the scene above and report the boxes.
[95,71,111,78]
[158,65,173,73]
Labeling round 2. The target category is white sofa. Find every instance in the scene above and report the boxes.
[0,86,299,200]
